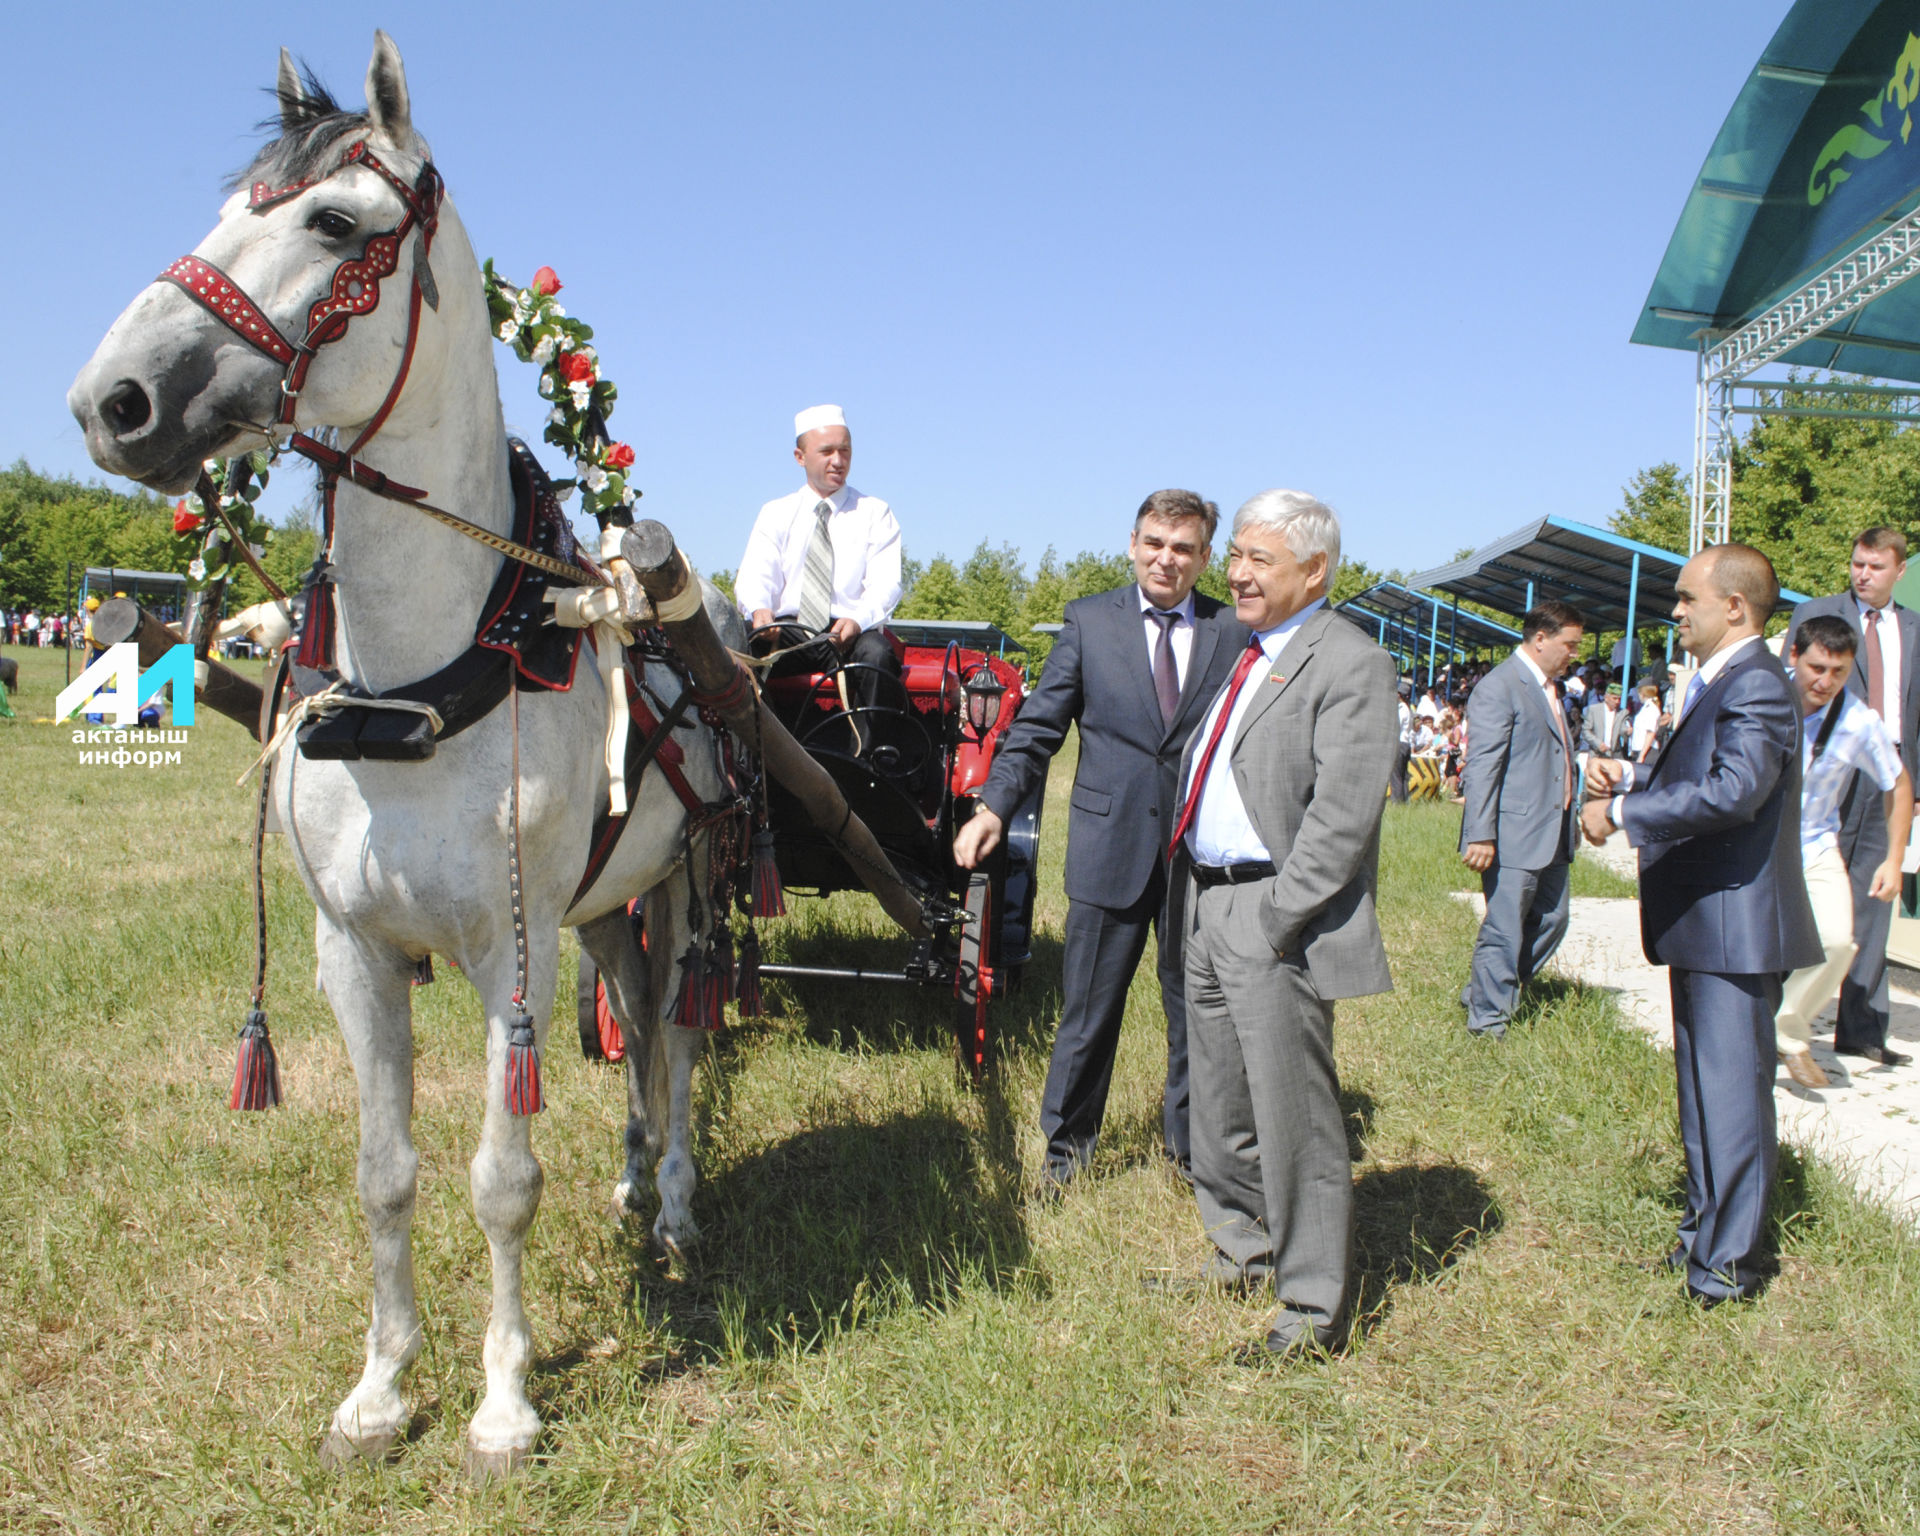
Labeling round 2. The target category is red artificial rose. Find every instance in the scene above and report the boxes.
[605,442,635,469]
[173,500,204,535]
[557,350,597,385]
[531,266,563,297]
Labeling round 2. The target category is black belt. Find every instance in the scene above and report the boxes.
[1192,860,1276,888]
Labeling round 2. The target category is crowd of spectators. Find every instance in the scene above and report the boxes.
[1,609,74,647]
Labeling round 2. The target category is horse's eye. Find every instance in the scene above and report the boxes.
[309,210,355,240]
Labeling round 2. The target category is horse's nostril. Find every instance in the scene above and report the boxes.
[102,379,153,436]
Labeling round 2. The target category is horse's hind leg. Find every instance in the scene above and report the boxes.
[576,905,662,1223]
[316,921,422,1468]
[641,874,707,1260]
[463,926,557,1477]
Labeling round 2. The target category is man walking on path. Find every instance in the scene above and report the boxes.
[1585,545,1821,1304]
[1774,615,1912,1089]
[1783,528,1920,1068]
[955,490,1247,1189]
[1163,489,1395,1359]
[1458,600,1585,1040]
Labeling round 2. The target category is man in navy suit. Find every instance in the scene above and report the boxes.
[1585,545,1821,1303]
[956,489,1249,1188]
[1781,527,1920,1067]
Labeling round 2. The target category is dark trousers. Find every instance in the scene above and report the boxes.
[755,621,901,711]
[1465,857,1571,1035]
[1389,743,1411,803]
[1670,968,1781,1300]
[1835,776,1894,1052]
[1042,858,1188,1178]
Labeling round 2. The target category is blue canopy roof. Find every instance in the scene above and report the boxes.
[1337,582,1520,668]
[1633,0,1920,380]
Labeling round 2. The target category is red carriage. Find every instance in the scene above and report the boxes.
[579,618,1047,1078]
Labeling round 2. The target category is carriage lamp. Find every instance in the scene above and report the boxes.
[964,665,1006,733]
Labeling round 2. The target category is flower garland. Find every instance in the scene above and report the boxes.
[169,450,276,589]
[483,262,639,519]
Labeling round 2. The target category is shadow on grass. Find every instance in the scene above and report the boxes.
[1350,1161,1501,1338]
[599,1103,1034,1370]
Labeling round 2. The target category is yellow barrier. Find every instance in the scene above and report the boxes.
[1408,756,1443,802]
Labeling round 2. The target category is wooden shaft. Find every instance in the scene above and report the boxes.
[620,521,930,940]
[91,597,266,740]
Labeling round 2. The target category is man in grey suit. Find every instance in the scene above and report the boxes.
[1580,681,1629,757]
[1586,545,1822,1302]
[1781,526,1920,1067]
[1166,489,1396,1359]
[1459,599,1586,1039]
[955,489,1248,1186]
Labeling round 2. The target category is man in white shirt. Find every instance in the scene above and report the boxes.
[1783,527,1920,1067]
[735,404,903,709]
[1391,680,1415,803]
[1774,615,1912,1088]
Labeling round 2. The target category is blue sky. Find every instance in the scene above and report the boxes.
[8,1,1784,582]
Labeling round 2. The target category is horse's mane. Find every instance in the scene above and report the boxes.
[229,63,368,193]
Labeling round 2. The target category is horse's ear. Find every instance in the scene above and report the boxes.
[364,29,413,143]
[275,49,312,132]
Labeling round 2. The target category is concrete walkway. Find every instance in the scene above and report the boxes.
[1466,831,1920,1225]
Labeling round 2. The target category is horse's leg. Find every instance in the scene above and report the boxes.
[642,866,708,1260]
[463,927,557,1478]
[576,906,663,1223]
[316,922,422,1468]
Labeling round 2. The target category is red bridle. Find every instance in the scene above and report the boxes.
[160,139,444,443]
[159,138,447,672]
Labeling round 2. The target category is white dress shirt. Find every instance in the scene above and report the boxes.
[1857,595,1904,745]
[1185,598,1327,865]
[1138,586,1196,689]
[733,483,902,633]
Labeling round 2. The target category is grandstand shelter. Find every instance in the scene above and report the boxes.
[77,567,190,627]
[1635,0,1920,552]
[1336,581,1520,688]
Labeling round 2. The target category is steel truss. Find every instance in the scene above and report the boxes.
[1690,200,1920,553]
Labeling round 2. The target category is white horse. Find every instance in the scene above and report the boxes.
[70,32,726,1474]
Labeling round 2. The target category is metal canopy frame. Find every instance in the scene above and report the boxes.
[1336,581,1520,689]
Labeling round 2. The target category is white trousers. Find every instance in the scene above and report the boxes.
[1775,846,1857,1052]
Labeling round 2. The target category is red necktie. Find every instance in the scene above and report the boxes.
[1168,636,1265,860]
[1867,608,1888,722]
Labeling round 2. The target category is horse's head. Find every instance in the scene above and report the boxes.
[70,32,476,493]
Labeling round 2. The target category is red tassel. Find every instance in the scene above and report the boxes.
[736,928,764,1017]
[505,1012,544,1116]
[672,943,709,1030]
[707,929,735,1007]
[750,828,786,918]
[294,568,337,671]
[230,1008,282,1111]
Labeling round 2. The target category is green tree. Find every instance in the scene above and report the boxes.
[896,555,966,620]
[957,540,1028,633]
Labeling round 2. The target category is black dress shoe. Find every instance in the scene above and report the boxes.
[1834,1043,1911,1066]
[1232,1326,1337,1366]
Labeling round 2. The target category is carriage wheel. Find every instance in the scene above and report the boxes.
[954,870,994,1082]
[577,951,605,1060]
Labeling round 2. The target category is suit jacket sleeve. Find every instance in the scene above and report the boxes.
[1619,666,1794,847]
[1459,669,1512,846]
[1260,641,1398,955]
[978,602,1085,822]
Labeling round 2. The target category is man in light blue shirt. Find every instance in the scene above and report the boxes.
[1775,615,1911,1087]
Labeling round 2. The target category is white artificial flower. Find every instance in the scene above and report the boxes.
[188,557,206,580]
[583,465,609,493]
[549,304,566,319]
[549,406,567,426]
[538,374,556,399]
[497,319,518,342]
[569,381,592,412]
[554,482,575,503]
[531,334,556,364]
[620,483,637,505]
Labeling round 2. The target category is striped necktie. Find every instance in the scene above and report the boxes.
[797,499,834,631]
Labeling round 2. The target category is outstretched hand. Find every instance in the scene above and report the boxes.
[953,805,1005,870]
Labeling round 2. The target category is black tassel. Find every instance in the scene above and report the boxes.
[736,928,764,1018]
[750,827,786,918]
[504,1011,544,1116]
[229,1008,282,1111]
[294,558,337,671]
[672,942,709,1030]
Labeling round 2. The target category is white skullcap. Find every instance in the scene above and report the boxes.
[794,404,847,438]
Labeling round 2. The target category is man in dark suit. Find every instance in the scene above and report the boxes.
[1781,526,1920,1067]
[1166,489,1396,1359]
[955,489,1248,1187]
[1458,599,1585,1039]
[1585,545,1822,1303]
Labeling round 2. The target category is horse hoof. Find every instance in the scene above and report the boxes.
[608,1180,643,1226]
[463,1440,531,1483]
[319,1426,398,1471]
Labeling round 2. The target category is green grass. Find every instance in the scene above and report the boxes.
[2,643,1918,1533]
